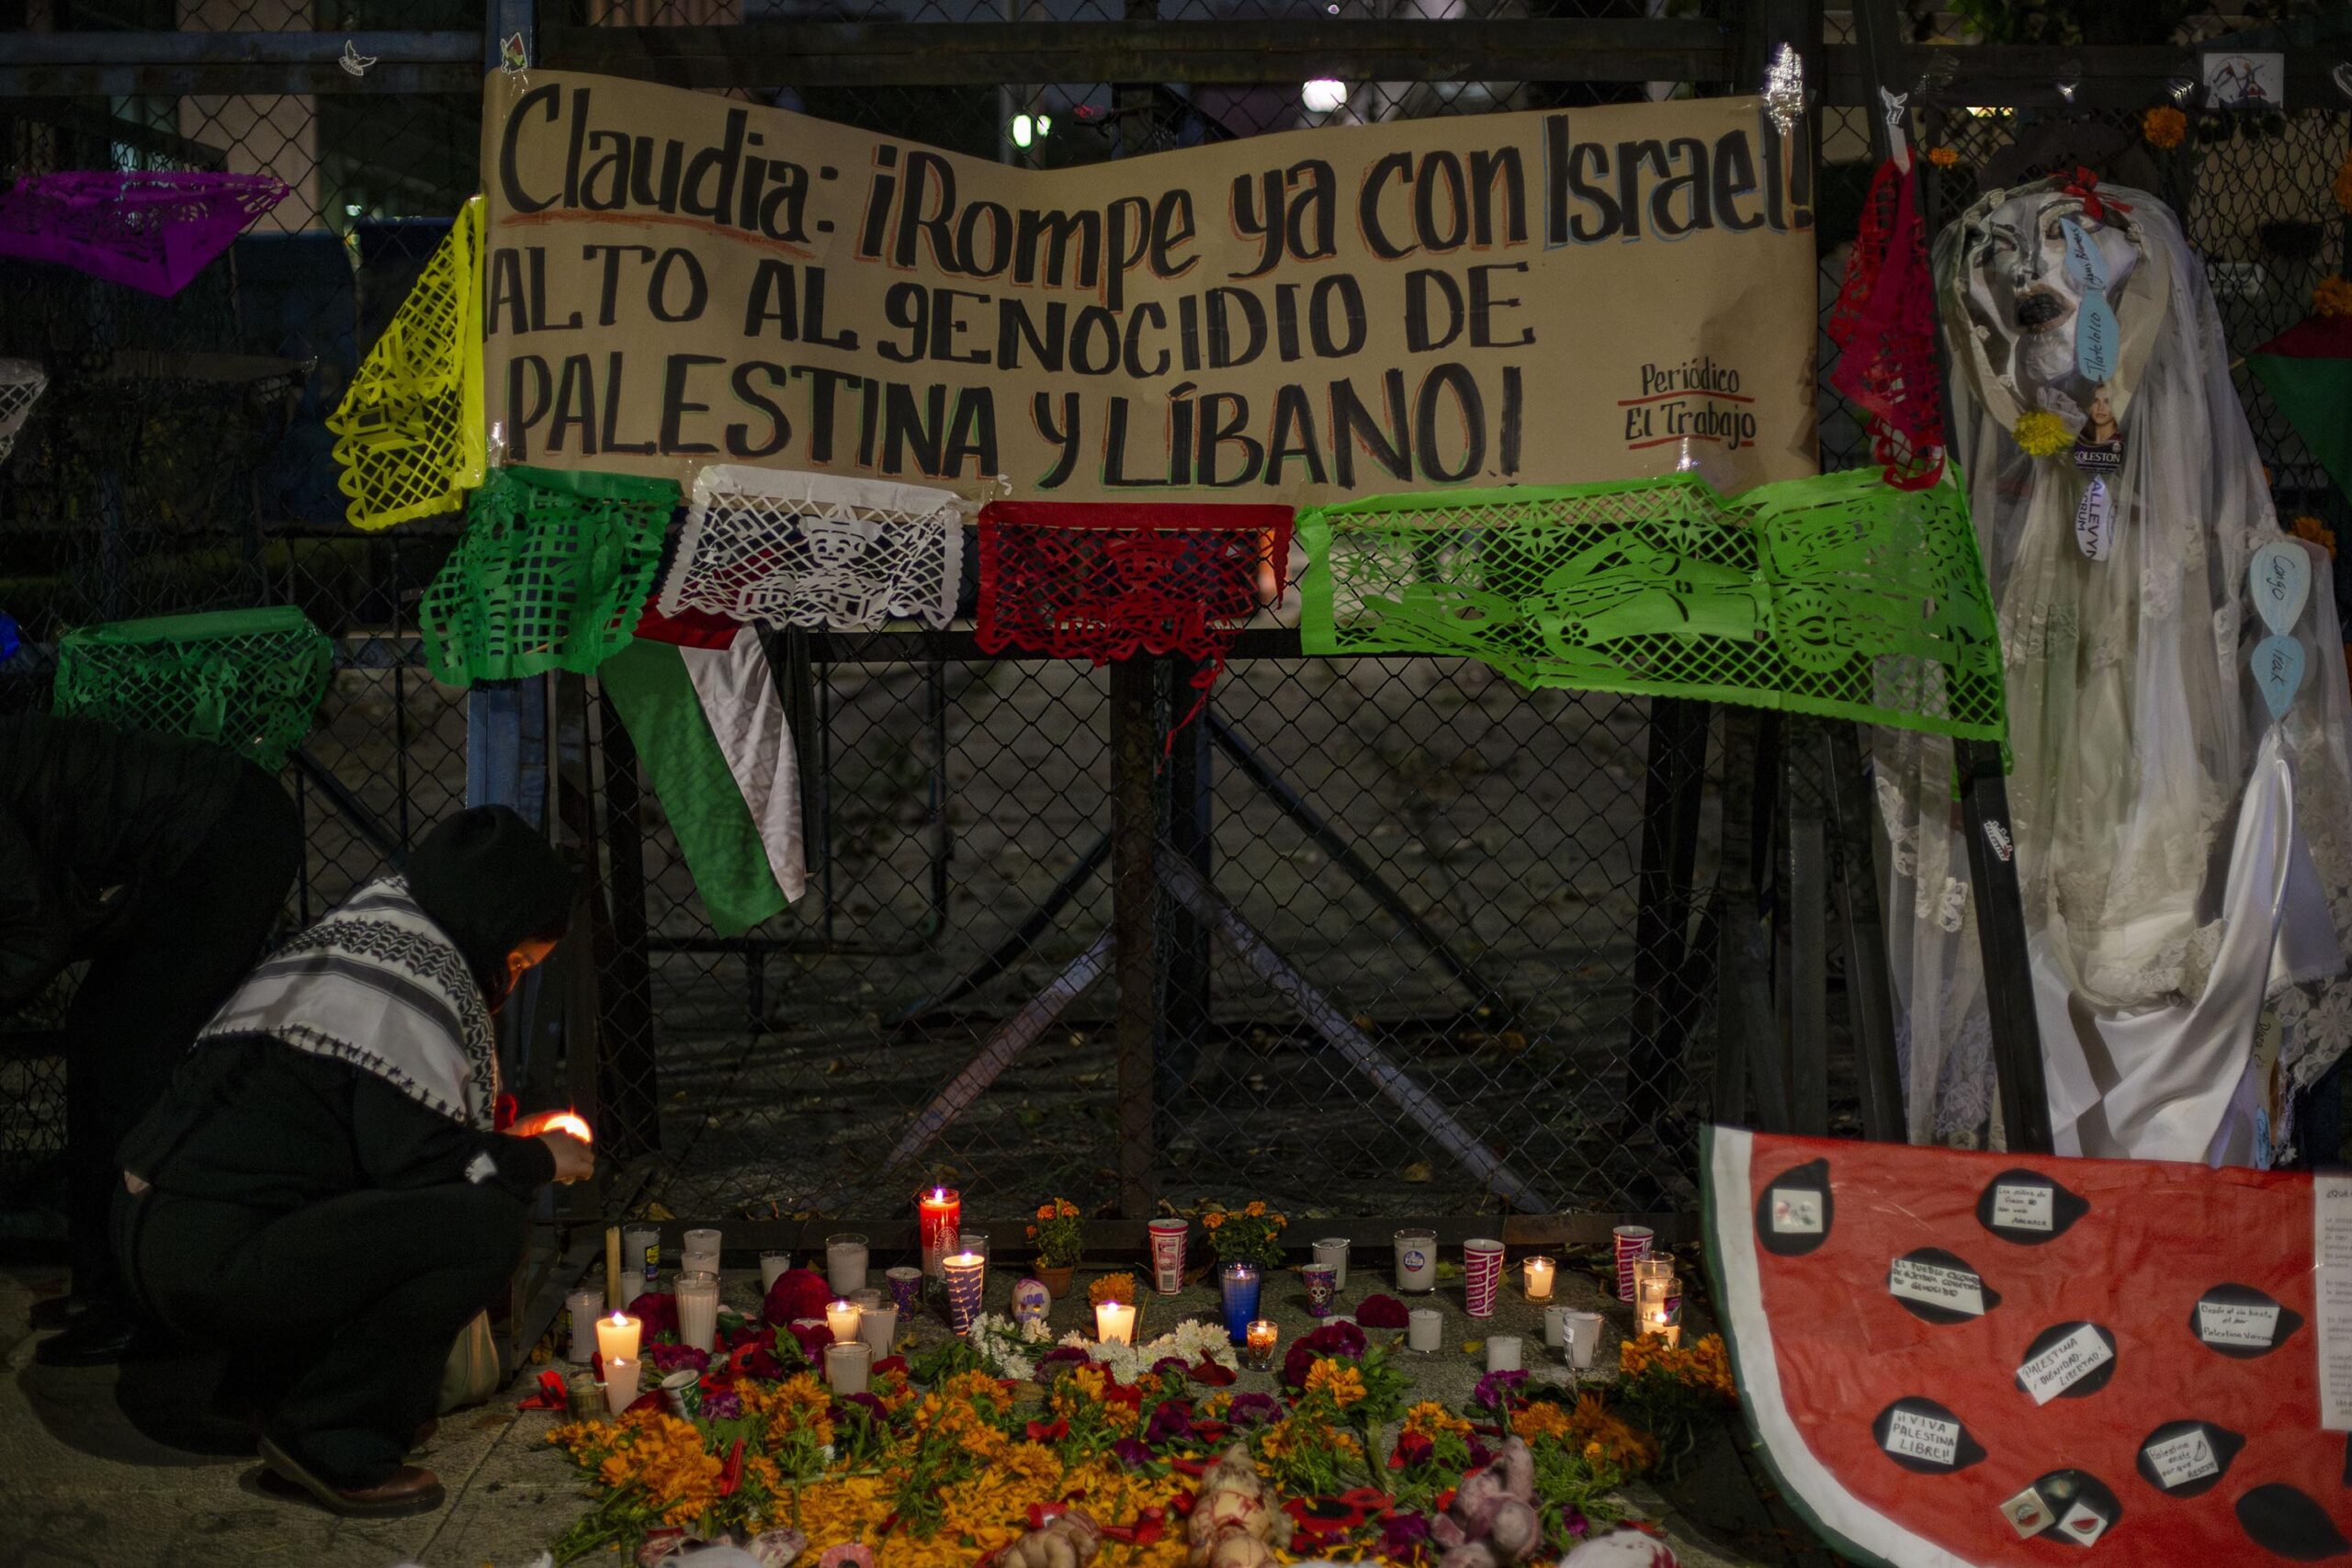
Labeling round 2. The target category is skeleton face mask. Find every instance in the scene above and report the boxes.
[1959,190,2142,421]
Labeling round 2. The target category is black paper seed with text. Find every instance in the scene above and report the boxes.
[1705,1128,2348,1567]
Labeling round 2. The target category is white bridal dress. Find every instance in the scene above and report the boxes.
[1874,177,2352,1161]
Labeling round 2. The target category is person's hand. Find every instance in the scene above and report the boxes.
[538,1131,594,1184]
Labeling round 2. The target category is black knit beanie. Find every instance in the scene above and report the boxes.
[406,806,575,1009]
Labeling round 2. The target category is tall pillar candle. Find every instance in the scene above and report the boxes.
[1463,1237,1504,1318]
[1148,1218,1189,1294]
[604,1226,622,1306]
[1220,1263,1261,1346]
[676,1271,720,1353]
[623,1224,661,1288]
[1611,1224,1654,1303]
[918,1187,962,1279]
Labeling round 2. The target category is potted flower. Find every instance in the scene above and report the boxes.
[1028,1198,1084,1296]
[1199,1200,1287,1271]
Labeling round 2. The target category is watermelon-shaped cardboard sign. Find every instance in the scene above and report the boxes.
[1703,1126,2351,1565]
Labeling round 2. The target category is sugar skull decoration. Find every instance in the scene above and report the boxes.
[1012,1276,1052,1325]
[1948,175,2147,436]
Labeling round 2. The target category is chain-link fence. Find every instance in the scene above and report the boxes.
[5,12,2348,1234]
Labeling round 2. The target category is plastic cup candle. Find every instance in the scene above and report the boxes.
[1487,1335,1522,1372]
[602,1355,640,1416]
[957,1232,989,1262]
[859,1303,898,1356]
[1463,1237,1505,1318]
[1313,1236,1350,1290]
[1635,1260,1675,1341]
[851,1288,884,1311]
[1148,1218,1189,1294]
[1394,1228,1437,1292]
[1220,1262,1261,1345]
[1564,1311,1602,1371]
[1522,1256,1555,1300]
[1544,1305,1570,1348]
[826,1233,869,1296]
[1612,1224,1654,1303]
[565,1289,604,1363]
[886,1266,923,1313]
[595,1311,641,1365]
[825,1340,872,1395]
[1408,1308,1442,1352]
[1095,1299,1137,1346]
[760,1251,792,1291]
[826,1298,863,1344]
[918,1186,962,1278]
[1245,1317,1279,1369]
[943,1249,986,1335]
[1302,1262,1337,1319]
[676,1271,720,1352]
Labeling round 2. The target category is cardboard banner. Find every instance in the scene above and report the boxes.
[481,72,1819,504]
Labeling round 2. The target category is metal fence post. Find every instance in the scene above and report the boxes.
[1109,657,1159,1219]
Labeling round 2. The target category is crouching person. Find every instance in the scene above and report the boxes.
[111,806,593,1517]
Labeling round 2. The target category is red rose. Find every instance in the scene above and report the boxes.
[626,1292,681,1336]
[1355,1293,1410,1328]
[762,1268,835,1326]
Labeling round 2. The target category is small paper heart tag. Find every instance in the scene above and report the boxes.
[2061,218,2110,290]
[2075,289,2119,383]
[2250,540,2312,635]
[2255,633,2306,721]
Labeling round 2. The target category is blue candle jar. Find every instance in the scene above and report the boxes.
[1221,1262,1261,1345]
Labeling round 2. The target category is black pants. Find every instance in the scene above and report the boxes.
[64,763,300,1296]
[117,1180,526,1488]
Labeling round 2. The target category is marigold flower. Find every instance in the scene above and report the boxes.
[1304,1358,1368,1409]
[2012,410,2073,457]
[2317,276,2352,318]
[2293,515,2337,558]
[1402,1400,1472,1440]
[2143,106,2187,151]
[1926,145,1960,168]
[1243,1201,1266,1217]
[1510,1402,1577,1443]
[2335,152,2352,214]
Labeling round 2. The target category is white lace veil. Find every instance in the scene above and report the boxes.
[1878,177,2352,1148]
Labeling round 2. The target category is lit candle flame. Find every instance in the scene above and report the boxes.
[545,1111,592,1143]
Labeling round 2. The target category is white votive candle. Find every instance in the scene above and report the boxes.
[760,1251,792,1292]
[1487,1335,1522,1372]
[1313,1236,1351,1291]
[827,1298,862,1344]
[566,1289,605,1363]
[1522,1256,1555,1300]
[1095,1300,1137,1346]
[859,1303,898,1356]
[1544,1304,1570,1348]
[825,1340,872,1394]
[826,1233,869,1296]
[1408,1307,1442,1352]
[603,1354,641,1416]
[617,1270,645,1310]
[595,1311,641,1365]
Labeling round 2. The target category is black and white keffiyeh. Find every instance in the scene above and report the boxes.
[196,874,500,1129]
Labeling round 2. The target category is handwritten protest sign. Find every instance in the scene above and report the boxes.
[479,72,1817,503]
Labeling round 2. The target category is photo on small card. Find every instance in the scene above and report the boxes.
[2001,1487,2054,1539]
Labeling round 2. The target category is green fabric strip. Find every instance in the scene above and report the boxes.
[597,637,786,940]
[2247,353,2352,509]
[1299,468,2007,743]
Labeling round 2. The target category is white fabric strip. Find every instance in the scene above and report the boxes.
[683,627,808,905]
